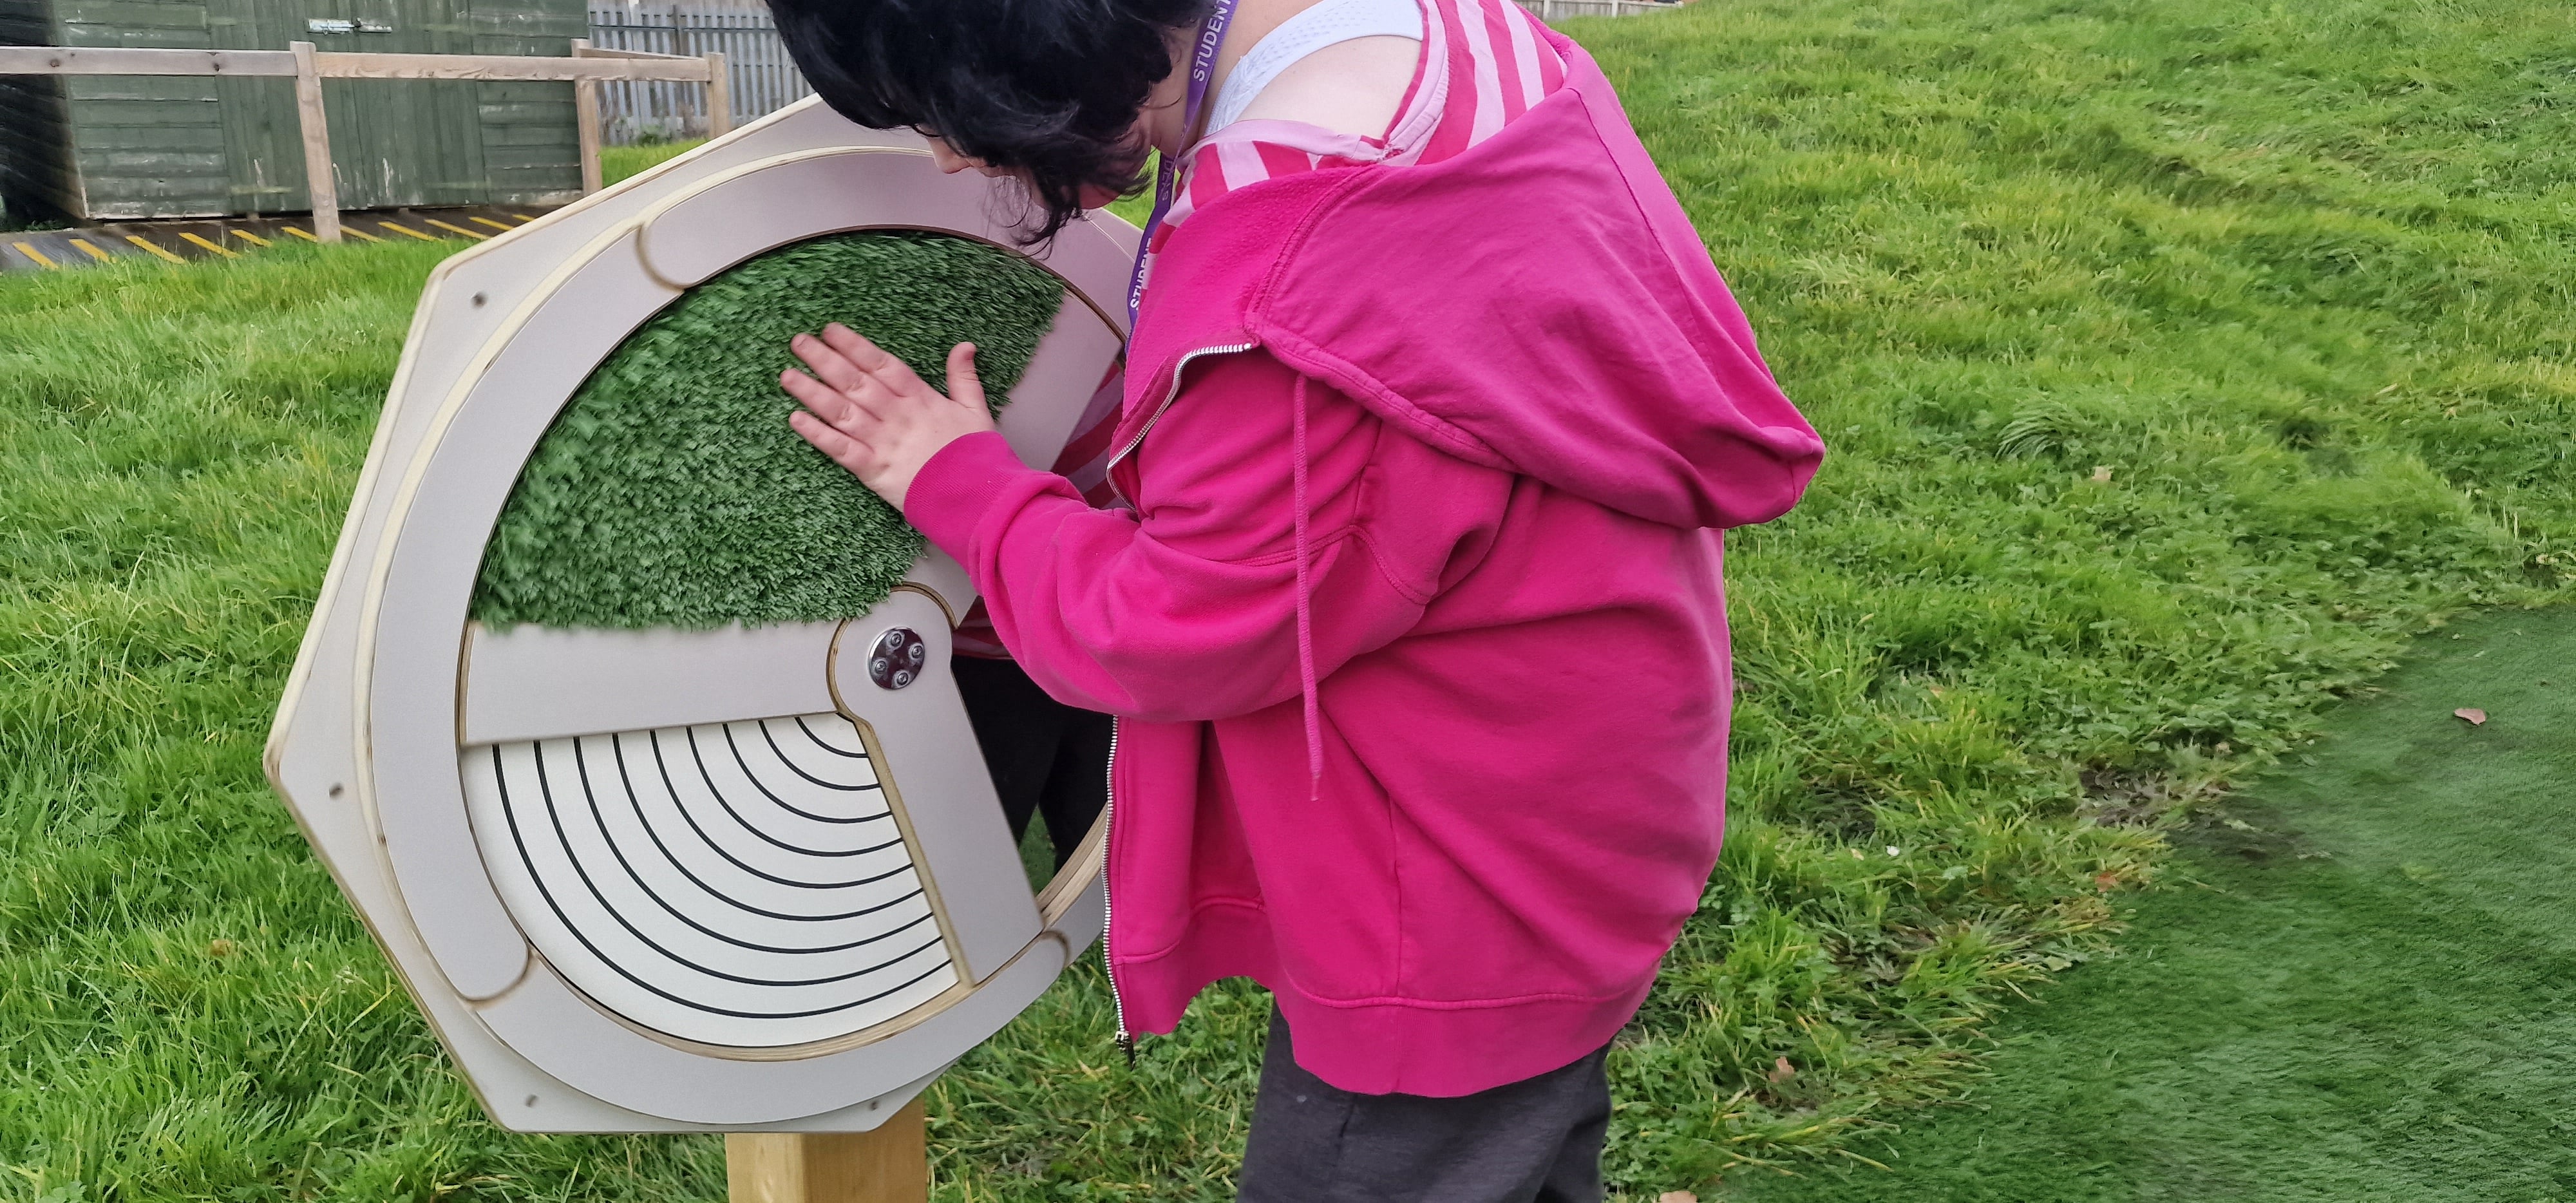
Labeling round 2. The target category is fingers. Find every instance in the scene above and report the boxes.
[788,409,883,478]
[818,323,890,370]
[822,323,929,395]
[945,343,983,411]
[790,332,868,396]
[779,368,875,430]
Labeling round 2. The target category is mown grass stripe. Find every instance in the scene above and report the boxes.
[1735,609,2576,1200]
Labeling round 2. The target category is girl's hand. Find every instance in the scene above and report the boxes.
[781,323,996,511]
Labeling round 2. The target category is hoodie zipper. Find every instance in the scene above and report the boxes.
[1104,715,1134,1065]
[1099,339,1253,1067]
[1103,341,1258,482]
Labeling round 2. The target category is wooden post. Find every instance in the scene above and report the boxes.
[290,41,341,243]
[570,38,604,194]
[703,50,731,138]
[726,1098,929,1203]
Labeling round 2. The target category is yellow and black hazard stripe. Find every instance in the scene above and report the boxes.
[1,206,552,273]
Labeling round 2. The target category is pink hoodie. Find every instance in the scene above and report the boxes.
[904,28,1823,1096]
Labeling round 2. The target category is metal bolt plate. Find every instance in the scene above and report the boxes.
[867,627,926,690]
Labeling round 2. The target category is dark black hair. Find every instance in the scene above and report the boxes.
[767,0,1210,241]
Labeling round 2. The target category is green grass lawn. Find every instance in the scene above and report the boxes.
[600,139,708,187]
[2,0,2573,1197]
[1728,607,2576,1201]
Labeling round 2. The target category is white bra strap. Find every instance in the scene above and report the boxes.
[1205,0,1425,136]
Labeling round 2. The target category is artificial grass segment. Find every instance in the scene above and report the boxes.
[471,231,1064,630]
[1734,609,2576,1202]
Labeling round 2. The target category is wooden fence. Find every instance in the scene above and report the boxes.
[587,4,809,143]
[0,43,724,241]
[5,0,1677,231]
[570,0,1680,148]
[1519,0,1680,19]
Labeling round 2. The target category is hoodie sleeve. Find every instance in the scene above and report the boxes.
[904,350,1511,723]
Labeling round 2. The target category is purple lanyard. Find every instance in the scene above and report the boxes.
[1124,0,1239,332]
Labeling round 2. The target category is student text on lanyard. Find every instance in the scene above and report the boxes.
[1124,0,1240,333]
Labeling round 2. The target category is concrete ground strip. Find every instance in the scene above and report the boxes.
[3,205,548,272]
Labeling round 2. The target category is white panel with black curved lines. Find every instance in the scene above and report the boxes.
[460,712,958,1048]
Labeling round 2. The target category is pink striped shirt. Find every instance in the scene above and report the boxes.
[1164,0,1567,233]
[956,0,1565,657]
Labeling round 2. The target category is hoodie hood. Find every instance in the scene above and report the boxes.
[1122,32,1823,531]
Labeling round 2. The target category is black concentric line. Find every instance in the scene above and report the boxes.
[536,741,943,988]
[792,715,871,758]
[661,728,912,879]
[491,744,956,1021]
[756,719,885,792]
[576,737,940,956]
[690,724,890,836]
[612,733,930,924]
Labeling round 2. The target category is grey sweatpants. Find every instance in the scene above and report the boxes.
[1236,1008,1612,1203]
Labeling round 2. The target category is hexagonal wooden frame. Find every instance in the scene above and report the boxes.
[266,97,1133,1132]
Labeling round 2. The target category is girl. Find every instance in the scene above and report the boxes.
[768,0,1824,1195]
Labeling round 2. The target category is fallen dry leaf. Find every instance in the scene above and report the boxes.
[2090,465,2114,482]
[1660,1194,1700,1203]
[2455,707,2488,726]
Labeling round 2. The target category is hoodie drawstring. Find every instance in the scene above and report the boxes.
[1291,374,1323,799]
